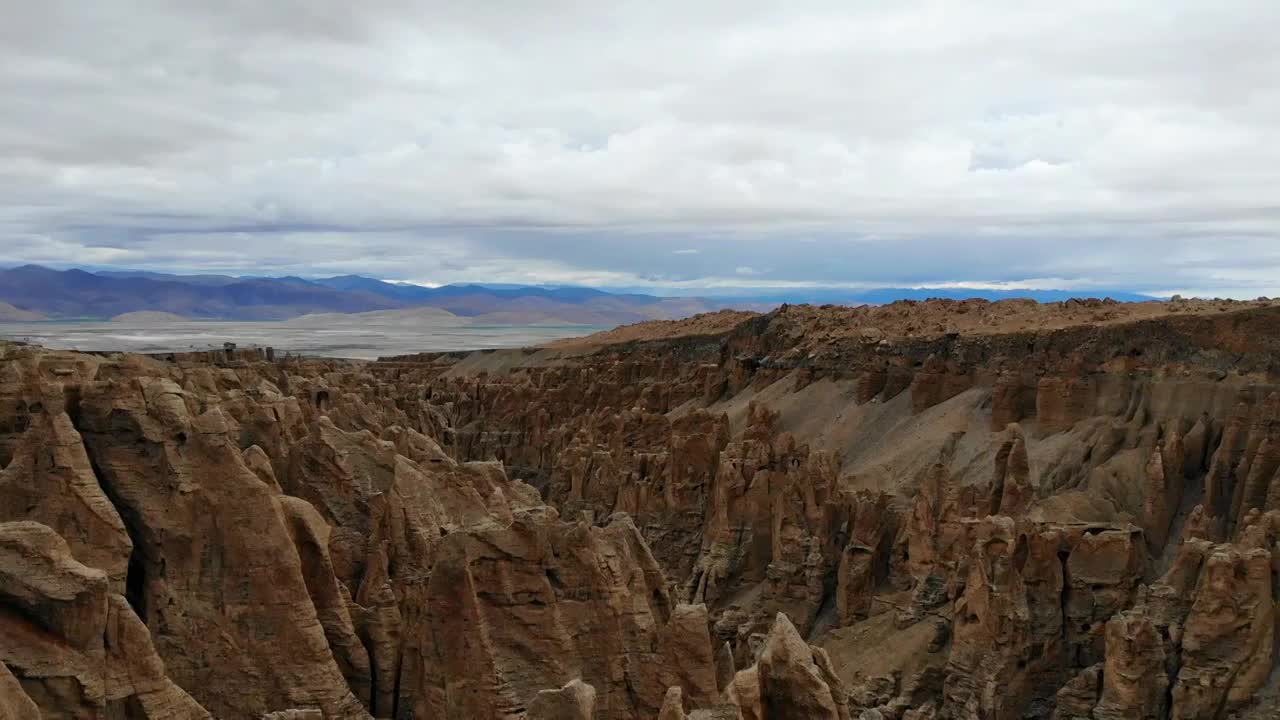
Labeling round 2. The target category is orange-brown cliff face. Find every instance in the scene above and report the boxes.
[0,347,719,719]
[2,297,1280,718]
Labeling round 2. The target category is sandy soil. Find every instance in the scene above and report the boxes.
[819,603,949,687]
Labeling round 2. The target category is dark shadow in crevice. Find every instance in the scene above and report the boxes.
[70,404,152,624]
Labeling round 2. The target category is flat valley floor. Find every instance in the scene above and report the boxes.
[0,318,604,358]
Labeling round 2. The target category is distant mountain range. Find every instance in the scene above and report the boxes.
[0,265,725,324]
[0,265,1158,324]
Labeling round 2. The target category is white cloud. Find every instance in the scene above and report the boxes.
[1,1,1279,296]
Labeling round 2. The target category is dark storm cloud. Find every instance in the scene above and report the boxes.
[3,1,1280,296]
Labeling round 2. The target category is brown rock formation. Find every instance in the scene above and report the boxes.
[659,687,688,720]
[0,520,208,718]
[0,661,38,720]
[944,518,1036,719]
[1094,611,1168,719]
[528,678,596,720]
[5,298,1280,718]
[0,409,132,591]
[836,492,895,625]
[1171,544,1275,717]
[71,379,370,719]
[730,613,851,720]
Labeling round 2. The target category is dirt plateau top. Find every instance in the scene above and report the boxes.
[549,295,1280,348]
[2,297,1280,719]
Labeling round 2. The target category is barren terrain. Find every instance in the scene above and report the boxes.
[3,297,1280,719]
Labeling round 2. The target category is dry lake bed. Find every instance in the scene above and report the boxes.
[0,317,603,359]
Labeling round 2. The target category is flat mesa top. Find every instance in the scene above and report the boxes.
[548,296,1279,349]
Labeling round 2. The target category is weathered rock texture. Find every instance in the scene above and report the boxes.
[0,520,207,719]
[3,298,1280,718]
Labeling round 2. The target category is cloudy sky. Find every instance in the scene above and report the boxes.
[3,1,1280,296]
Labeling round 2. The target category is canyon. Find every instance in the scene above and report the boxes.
[2,296,1280,719]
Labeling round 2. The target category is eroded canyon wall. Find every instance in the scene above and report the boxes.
[2,298,1280,718]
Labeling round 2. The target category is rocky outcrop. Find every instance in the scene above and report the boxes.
[527,679,597,720]
[943,518,1036,719]
[0,661,38,720]
[1093,611,1168,719]
[1052,664,1102,720]
[1037,376,1098,434]
[0,410,132,591]
[0,520,208,718]
[6,299,1280,718]
[1042,512,1280,720]
[728,613,850,720]
[1171,541,1275,717]
[836,492,895,625]
[278,495,374,710]
[411,510,717,719]
[939,517,1149,720]
[1141,432,1185,553]
[71,378,370,719]
[659,687,687,720]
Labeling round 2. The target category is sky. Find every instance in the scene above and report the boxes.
[3,1,1280,297]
